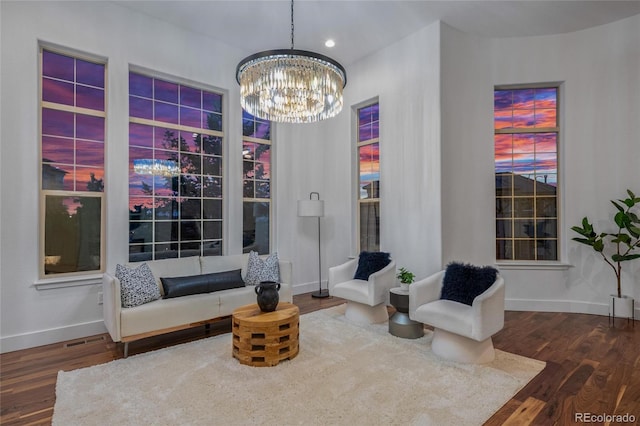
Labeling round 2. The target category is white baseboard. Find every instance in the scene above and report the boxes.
[293,280,326,295]
[0,320,107,354]
[506,298,640,318]
[3,296,635,353]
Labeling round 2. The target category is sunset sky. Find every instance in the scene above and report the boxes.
[41,50,105,197]
[358,103,380,194]
[494,88,558,185]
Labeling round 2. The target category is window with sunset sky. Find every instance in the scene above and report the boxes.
[40,48,106,278]
[242,110,271,255]
[357,102,380,252]
[494,85,560,261]
[127,71,224,261]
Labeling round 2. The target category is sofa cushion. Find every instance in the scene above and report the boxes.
[354,251,391,280]
[161,269,245,299]
[440,262,498,306]
[130,256,201,296]
[116,263,161,308]
[245,251,280,285]
[120,292,220,338]
[200,254,246,275]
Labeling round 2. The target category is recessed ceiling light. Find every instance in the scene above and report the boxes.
[325,39,335,48]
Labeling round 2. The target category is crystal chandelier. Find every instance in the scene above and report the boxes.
[236,0,347,124]
[133,159,180,177]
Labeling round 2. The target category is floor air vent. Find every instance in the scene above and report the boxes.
[64,335,106,348]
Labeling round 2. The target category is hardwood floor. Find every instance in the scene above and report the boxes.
[1,294,638,425]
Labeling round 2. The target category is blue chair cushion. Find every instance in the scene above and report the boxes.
[354,251,391,280]
[440,262,498,306]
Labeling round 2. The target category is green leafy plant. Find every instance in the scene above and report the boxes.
[571,189,640,298]
[396,267,415,284]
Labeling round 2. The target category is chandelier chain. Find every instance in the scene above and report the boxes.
[290,0,295,49]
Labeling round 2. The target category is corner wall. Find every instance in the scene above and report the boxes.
[441,15,640,316]
[309,22,443,281]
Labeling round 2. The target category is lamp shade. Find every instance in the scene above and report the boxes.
[297,199,324,217]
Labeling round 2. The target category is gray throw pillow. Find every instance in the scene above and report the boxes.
[115,263,161,308]
[245,251,280,286]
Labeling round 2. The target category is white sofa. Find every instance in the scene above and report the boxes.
[103,254,292,357]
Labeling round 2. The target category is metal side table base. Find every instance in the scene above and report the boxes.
[389,287,424,339]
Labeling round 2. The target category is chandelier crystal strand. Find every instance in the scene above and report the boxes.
[133,159,180,177]
[236,0,346,123]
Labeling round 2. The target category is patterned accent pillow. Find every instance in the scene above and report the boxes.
[245,251,280,286]
[115,263,161,308]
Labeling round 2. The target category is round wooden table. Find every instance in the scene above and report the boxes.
[232,302,300,367]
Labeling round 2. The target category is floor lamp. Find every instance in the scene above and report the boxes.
[297,192,329,298]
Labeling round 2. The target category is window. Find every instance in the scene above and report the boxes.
[242,110,271,254]
[128,71,224,261]
[40,48,106,278]
[357,102,380,252]
[494,85,559,261]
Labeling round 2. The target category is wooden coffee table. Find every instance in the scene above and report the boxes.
[232,302,299,367]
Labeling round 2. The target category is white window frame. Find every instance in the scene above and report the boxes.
[242,110,273,255]
[354,99,380,253]
[38,44,107,280]
[494,82,566,266]
[127,67,226,261]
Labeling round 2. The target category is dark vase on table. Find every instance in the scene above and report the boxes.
[255,281,280,312]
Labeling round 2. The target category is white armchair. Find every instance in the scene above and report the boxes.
[409,270,505,363]
[328,258,397,324]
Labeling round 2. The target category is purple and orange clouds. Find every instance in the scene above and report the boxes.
[42,50,106,192]
[359,103,379,142]
[359,143,380,183]
[495,88,558,185]
[494,88,557,130]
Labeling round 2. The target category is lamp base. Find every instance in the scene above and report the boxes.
[311,289,330,298]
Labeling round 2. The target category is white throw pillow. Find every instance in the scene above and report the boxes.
[245,251,280,286]
[115,263,161,308]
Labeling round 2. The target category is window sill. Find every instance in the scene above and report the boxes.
[33,274,103,290]
[495,261,573,271]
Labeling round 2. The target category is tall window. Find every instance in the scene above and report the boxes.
[128,71,224,261]
[494,85,559,261]
[357,102,380,252]
[40,48,106,278]
[242,110,271,254]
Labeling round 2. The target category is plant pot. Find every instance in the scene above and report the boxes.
[400,282,410,291]
[609,295,635,319]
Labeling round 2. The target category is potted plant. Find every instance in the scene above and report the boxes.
[571,189,640,319]
[396,267,415,291]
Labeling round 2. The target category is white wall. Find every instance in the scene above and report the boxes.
[301,22,443,281]
[441,15,640,316]
[440,23,493,266]
[0,1,247,352]
[2,1,637,352]
[0,2,443,352]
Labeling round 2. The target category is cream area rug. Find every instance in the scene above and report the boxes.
[53,305,545,426]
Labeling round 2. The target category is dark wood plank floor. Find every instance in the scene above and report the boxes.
[1,294,638,425]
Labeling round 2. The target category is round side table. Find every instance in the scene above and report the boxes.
[389,287,424,339]
[232,302,299,367]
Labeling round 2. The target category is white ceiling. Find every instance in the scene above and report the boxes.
[113,1,640,65]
